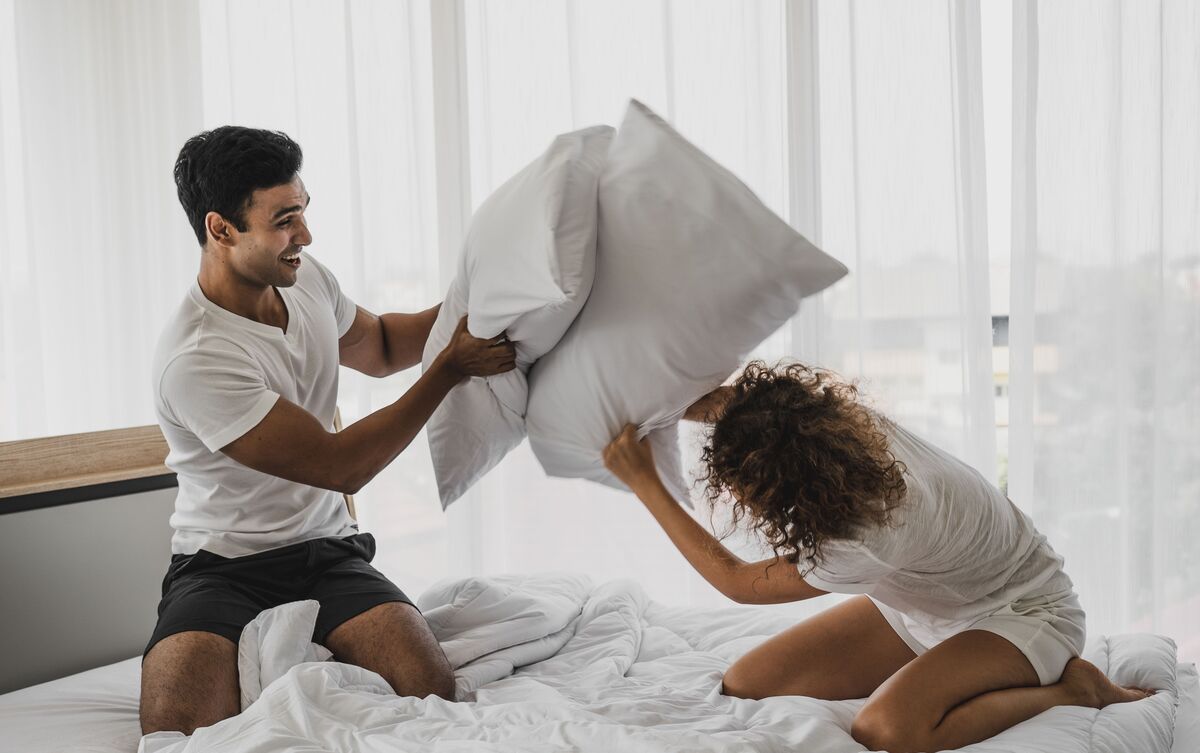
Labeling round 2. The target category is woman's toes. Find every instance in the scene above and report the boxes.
[1121,686,1155,702]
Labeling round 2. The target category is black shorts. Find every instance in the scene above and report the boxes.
[144,533,412,658]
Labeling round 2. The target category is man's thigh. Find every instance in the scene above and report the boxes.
[321,601,455,701]
[140,553,272,735]
[140,630,238,735]
[305,536,414,644]
[305,535,451,699]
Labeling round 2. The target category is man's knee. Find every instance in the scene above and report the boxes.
[325,602,456,701]
[373,626,456,702]
[140,631,239,735]
[387,663,456,703]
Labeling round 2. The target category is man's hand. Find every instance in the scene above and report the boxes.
[683,385,735,422]
[603,424,661,492]
[439,316,516,381]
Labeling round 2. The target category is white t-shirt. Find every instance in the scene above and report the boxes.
[801,414,1074,648]
[153,254,359,557]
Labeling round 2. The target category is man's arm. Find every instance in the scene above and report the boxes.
[338,303,441,378]
[223,316,513,494]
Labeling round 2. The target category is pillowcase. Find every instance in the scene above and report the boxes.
[525,100,848,501]
[422,125,614,508]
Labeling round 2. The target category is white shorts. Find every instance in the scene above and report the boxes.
[869,590,1087,685]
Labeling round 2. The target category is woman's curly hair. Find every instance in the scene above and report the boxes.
[700,361,908,572]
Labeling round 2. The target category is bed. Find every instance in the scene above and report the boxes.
[0,574,1196,753]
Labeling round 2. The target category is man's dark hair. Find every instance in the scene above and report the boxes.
[173,126,303,246]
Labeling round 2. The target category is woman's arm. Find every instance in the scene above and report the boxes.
[603,425,826,605]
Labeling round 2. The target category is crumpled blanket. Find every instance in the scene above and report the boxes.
[140,574,1181,753]
[236,572,592,708]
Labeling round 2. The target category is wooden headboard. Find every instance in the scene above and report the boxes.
[1,410,355,516]
[0,425,174,509]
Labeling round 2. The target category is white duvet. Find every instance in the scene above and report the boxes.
[140,574,1181,753]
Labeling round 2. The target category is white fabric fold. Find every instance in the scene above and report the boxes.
[232,573,593,709]
[418,573,593,697]
[236,599,332,711]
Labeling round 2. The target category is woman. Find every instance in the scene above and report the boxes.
[602,361,1150,753]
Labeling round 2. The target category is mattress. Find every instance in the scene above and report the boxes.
[0,656,141,753]
[1,597,1196,753]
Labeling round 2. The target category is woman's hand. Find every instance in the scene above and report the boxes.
[603,424,660,492]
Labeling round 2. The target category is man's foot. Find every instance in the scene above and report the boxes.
[1060,657,1154,708]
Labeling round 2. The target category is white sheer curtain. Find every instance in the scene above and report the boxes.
[1009,0,1200,660]
[801,0,997,474]
[0,0,201,440]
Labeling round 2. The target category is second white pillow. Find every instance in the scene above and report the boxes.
[422,126,614,508]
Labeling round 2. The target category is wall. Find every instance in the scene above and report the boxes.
[0,487,174,693]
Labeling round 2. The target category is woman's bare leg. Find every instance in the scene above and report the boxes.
[851,630,1152,753]
[722,595,917,700]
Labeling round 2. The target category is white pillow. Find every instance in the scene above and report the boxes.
[422,126,614,508]
[525,100,848,500]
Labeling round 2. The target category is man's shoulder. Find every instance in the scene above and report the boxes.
[154,299,260,388]
[154,290,203,369]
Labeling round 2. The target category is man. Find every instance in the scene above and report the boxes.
[141,126,515,735]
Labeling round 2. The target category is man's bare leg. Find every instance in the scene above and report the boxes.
[140,631,239,735]
[322,601,455,700]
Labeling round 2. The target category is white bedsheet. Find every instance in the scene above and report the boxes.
[135,575,1184,753]
[1,576,1196,753]
[0,656,142,753]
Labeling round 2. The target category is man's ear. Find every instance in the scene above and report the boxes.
[206,211,238,248]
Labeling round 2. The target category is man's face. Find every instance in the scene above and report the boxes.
[228,174,312,288]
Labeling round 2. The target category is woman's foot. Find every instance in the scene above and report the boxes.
[1060,657,1154,708]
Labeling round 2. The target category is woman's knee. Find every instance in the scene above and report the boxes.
[721,663,765,699]
[851,701,929,753]
[721,661,828,700]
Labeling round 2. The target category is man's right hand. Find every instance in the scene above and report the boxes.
[439,316,517,381]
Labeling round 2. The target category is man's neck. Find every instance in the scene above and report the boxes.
[197,256,288,331]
